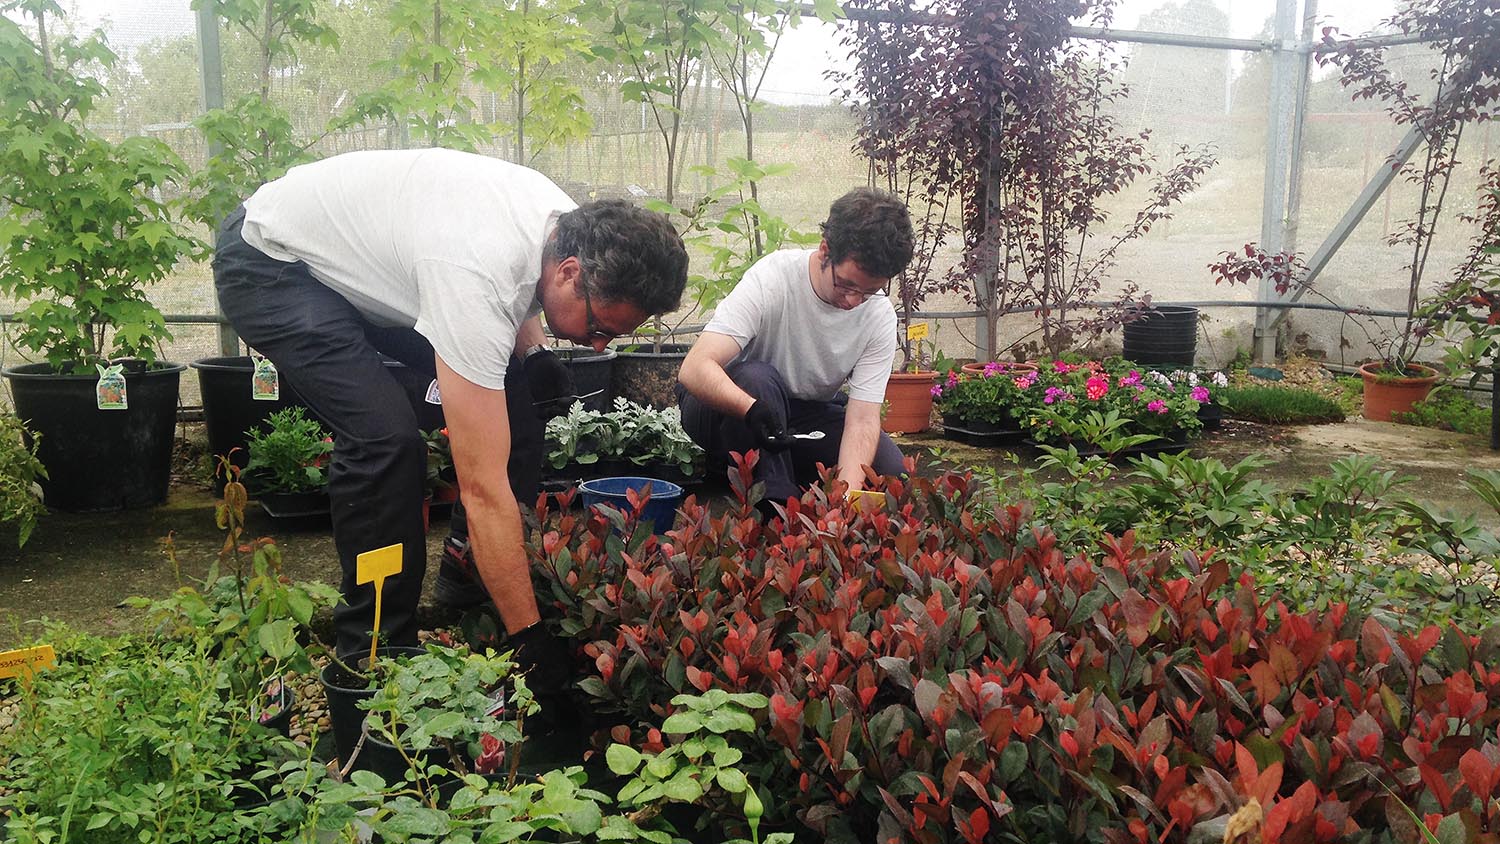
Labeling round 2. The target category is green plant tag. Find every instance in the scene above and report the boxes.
[251,356,279,401]
[95,364,126,410]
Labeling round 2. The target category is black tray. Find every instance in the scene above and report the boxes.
[940,423,1027,447]
[1023,437,1190,461]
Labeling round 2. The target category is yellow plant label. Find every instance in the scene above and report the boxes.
[906,322,929,341]
[356,544,403,666]
[0,645,56,680]
[848,489,886,513]
[356,543,403,585]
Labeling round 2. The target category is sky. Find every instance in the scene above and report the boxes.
[61,0,1403,105]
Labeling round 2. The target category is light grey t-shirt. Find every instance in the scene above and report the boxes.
[240,148,577,390]
[704,249,897,403]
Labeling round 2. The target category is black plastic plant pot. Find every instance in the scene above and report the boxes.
[360,725,448,786]
[191,356,309,487]
[256,677,294,738]
[257,489,332,523]
[1123,305,1200,367]
[318,646,426,771]
[2,360,184,512]
[556,347,616,412]
[610,343,692,410]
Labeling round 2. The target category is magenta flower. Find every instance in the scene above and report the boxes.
[1147,399,1168,414]
[1052,360,1074,374]
[1118,370,1141,387]
[1085,375,1109,401]
[1191,386,1210,403]
[946,371,959,387]
[1044,387,1073,405]
[982,362,1001,377]
[930,384,943,397]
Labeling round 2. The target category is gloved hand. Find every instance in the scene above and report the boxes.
[509,623,581,734]
[744,400,792,453]
[522,348,576,420]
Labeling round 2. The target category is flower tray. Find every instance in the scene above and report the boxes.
[257,490,332,522]
[940,422,1027,447]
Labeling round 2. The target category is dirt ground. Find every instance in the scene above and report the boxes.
[2,416,1497,649]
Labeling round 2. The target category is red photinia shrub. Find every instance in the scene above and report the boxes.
[528,454,1500,844]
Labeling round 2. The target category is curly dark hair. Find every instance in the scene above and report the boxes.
[819,187,914,279]
[547,200,687,315]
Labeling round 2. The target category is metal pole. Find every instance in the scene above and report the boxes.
[1283,0,1317,255]
[196,2,238,356]
[1253,0,1300,363]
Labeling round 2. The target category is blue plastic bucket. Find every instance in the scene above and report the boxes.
[578,476,684,534]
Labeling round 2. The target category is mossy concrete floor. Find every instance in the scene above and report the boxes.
[2,417,1496,649]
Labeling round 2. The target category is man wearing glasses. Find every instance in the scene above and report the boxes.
[213,148,688,716]
[676,187,914,512]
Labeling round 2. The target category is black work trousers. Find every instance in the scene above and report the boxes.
[676,360,905,503]
[213,206,542,658]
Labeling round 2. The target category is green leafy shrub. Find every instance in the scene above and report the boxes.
[528,458,1500,844]
[0,413,46,547]
[1215,384,1345,424]
[1393,386,1490,435]
[244,407,333,494]
[0,2,197,373]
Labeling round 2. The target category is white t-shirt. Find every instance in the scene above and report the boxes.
[240,148,577,390]
[704,249,897,403]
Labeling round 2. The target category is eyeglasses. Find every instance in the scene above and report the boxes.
[830,268,889,302]
[581,285,619,341]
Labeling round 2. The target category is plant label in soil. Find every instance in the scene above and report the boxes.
[907,322,929,341]
[356,543,404,664]
[0,644,56,680]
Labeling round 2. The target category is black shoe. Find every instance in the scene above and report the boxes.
[433,536,490,609]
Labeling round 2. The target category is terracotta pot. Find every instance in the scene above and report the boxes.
[1358,362,1440,422]
[960,361,1039,376]
[882,371,937,433]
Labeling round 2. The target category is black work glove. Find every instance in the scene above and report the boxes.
[509,623,582,734]
[522,349,576,420]
[744,400,793,453]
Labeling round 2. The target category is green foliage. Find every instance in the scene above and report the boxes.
[244,406,333,494]
[0,412,47,547]
[929,363,1034,427]
[184,0,338,229]
[1215,383,1346,424]
[545,397,703,476]
[1393,386,1490,436]
[0,627,309,844]
[649,157,820,312]
[0,1,196,372]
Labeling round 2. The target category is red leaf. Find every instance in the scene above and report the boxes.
[1419,762,1455,812]
[1264,781,1317,843]
[1459,748,1497,801]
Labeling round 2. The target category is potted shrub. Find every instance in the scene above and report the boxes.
[190,356,307,489]
[0,3,197,511]
[555,347,617,412]
[544,397,704,487]
[1294,3,1500,420]
[930,362,1035,442]
[244,406,334,518]
[0,412,47,548]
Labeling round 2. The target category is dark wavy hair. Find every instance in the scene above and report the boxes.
[819,187,914,279]
[547,200,688,315]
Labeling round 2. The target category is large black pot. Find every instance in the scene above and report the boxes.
[611,343,691,410]
[556,347,616,412]
[3,361,184,511]
[1123,306,1199,367]
[191,356,308,481]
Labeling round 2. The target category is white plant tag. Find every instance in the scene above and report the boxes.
[251,357,280,401]
[96,364,127,410]
[424,379,442,405]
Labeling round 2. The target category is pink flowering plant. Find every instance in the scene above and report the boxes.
[1023,359,1207,446]
[930,362,1037,428]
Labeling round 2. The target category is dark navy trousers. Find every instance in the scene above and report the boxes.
[676,360,905,503]
[213,206,541,658]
